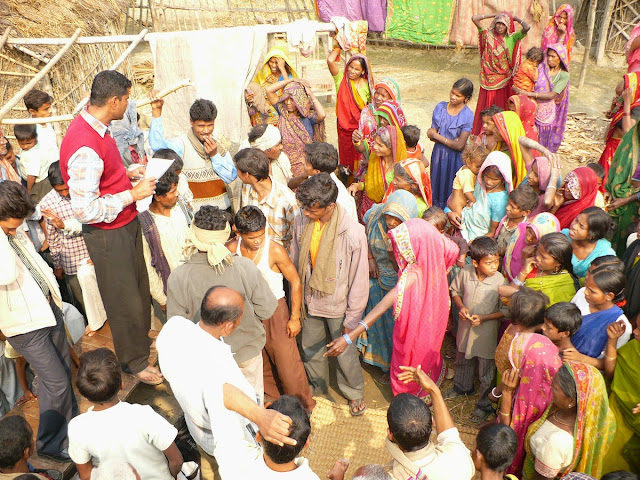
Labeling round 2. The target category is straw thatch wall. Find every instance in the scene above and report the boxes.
[0,0,137,136]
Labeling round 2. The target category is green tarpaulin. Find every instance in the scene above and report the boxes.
[386,0,456,45]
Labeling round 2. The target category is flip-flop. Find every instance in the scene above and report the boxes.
[349,398,367,416]
[470,407,493,423]
[136,366,164,386]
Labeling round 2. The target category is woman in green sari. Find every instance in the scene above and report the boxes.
[605,121,640,255]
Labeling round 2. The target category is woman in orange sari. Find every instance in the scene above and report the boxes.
[328,48,374,172]
[598,72,640,189]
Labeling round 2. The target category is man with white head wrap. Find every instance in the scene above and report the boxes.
[248,124,293,187]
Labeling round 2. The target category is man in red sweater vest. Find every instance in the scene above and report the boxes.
[60,71,162,385]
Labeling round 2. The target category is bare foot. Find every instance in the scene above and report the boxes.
[16,389,36,405]
[327,459,349,480]
[136,365,164,386]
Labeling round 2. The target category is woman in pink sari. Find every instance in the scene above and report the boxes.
[325,219,459,396]
[627,21,640,73]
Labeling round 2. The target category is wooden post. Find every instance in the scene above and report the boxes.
[0,29,81,120]
[595,0,616,66]
[0,28,12,51]
[578,0,599,89]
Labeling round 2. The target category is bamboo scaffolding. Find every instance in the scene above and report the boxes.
[0,29,82,120]
[0,29,12,51]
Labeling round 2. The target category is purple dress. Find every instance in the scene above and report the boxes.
[430,101,474,209]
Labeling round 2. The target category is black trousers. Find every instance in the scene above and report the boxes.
[9,301,77,455]
[83,219,151,374]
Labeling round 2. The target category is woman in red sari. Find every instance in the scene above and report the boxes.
[508,94,538,143]
[471,11,530,134]
[327,48,374,172]
[598,72,640,189]
[325,219,460,397]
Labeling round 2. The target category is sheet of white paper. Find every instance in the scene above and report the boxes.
[145,158,174,180]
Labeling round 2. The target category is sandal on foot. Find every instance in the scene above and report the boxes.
[470,407,492,423]
[348,398,367,416]
[136,366,164,386]
[374,372,391,385]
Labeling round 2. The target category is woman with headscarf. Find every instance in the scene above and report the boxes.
[356,78,401,147]
[328,47,374,171]
[515,44,571,153]
[492,111,528,186]
[599,72,640,187]
[471,11,530,134]
[326,219,460,397]
[523,362,615,479]
[518,138,562,216]
[508,94,538,143]
[552,167,598,230]
[357,190,418,384]
[249,46,298,126]
[541,4,576,62]
[383,158,432,217]
[626,20,640,73]
[266,79,326,178]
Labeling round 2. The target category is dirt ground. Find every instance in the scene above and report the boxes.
[128,41,624,473]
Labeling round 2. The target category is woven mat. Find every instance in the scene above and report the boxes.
[303,397,479,478]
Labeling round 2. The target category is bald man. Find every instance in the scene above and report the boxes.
[157,286,294,480]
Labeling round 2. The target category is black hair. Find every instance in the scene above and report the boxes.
[0,181,35,221]
[304,142,338,173]
[393,163,420,196]
[235,205,266,234]
[480,105,504,118]
[589,266,626,303]
[601,472,640,480]
[422,206,447,231]
[13,124,37,142]
[234,148,270,181]
[3,141,13,153]
[76,348,122,404]
[154,168,179,197]
[153,148,183,172]
[387,393,432,452]
[248,124,268,144]
[13,475,42,480]
[510,286,549,327]
[469,236,499,262]
[47,161,65,188]
[482,165,505,184]
[353,57,368,75]
[200,286,244,326]
[296,172,338,209]
[24,89,52,112]
[525,47,544,63]
[401,125,421,148]
[193,205,232,232]
[545,302,582,336]
[579,207,616,241]
[0,415,32,469]
[262,396,310,464]
[462,143,489,166]
[90,70,132,107]
[555,364,577,404]
[509,185,539,212]
[475,423,518,473]
[539,232,574,275]
[586,162,605,180]
[452,77,474,99]
[189,98,217,122]
[590,255,624,273]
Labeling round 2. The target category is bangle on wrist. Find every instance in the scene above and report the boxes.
[513,277,524,287]
[360,182,365,191]
[624,112,631,116]
[358,320,369,331]
[605,355,617,361]
[499,411,510,417]
[342,333,353,345]
[491,387,502,398]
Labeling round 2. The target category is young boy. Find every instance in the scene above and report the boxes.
[153,148,194,215]
[401,125,429,168]
[250,395,320,479]
[494,184,539,256]
[24,89,59,154]
[586,162,606,208]
[14,124,56,203]
[541,302,582,353]
[68,348,183,480]
[475,105,503,151]
[227,206,315,412]
[513,47,544,92]
[450,144,488,210]
[472,423,519,480]
[448,237,507,422]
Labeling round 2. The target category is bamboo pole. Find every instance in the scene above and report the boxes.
[0,28,12,51]
[0,29,81,121]
[595,0,615,66]
[0,71,36,77]
[578,0,598,89]
[1,78,193,125]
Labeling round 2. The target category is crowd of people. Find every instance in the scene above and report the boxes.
[0,7,640,480]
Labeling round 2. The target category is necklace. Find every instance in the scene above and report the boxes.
[553,411,575,427]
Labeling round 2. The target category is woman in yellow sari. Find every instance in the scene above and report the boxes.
[493,110,528,186]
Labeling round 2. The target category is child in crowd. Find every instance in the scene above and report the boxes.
[0,142,21,182]
[423,206,469,267]
[401,125,429,167]
[494,184,539,256]
[68,348,183,480]
[14,124,56,203]
[251,395,319,479]
[541,301,582,353]
[449,144,489,211]
[472,423,519,480]
[448,237,507,422]
[152,148,194,216]
[586,162,606,208]
[513,47,543,92]
[474,105,503,151]
[24,89,59,153]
